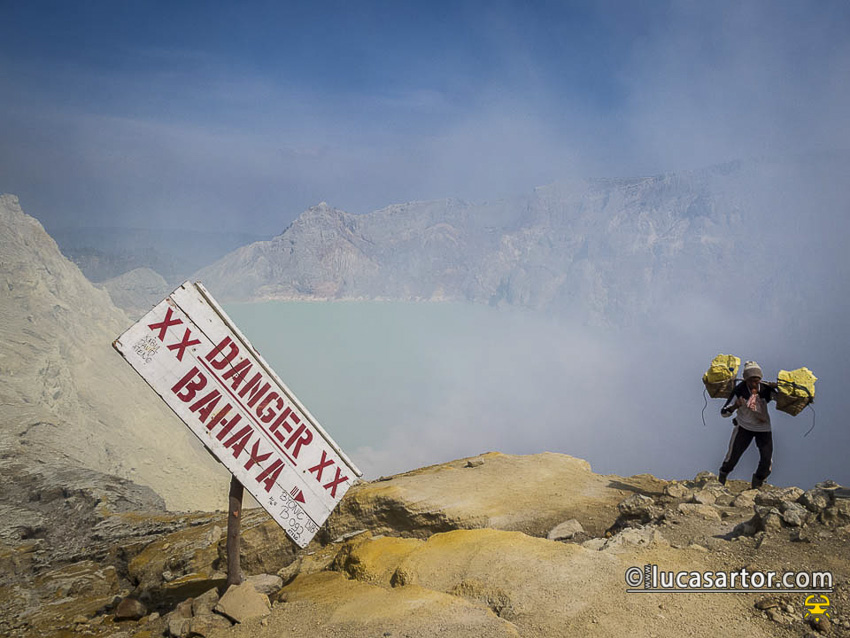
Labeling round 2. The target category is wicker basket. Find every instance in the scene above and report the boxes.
[704,378,736,399]
[775,393,811,417]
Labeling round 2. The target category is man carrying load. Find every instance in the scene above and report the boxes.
[718,361,779,489]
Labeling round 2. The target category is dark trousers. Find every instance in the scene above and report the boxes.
[720,425,773,480]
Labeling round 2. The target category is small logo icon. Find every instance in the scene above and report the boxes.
[803,594,831,619]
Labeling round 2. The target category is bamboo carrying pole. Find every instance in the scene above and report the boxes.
[226,476,244,587]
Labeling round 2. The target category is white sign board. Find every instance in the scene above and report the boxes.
[113,281,361,547]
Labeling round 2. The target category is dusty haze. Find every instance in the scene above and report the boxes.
[1,2,848,495]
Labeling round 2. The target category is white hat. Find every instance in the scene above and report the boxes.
[743,361,763,380]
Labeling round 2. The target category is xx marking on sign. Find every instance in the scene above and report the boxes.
[308,450,334,481]
[323,467,349,498]
[148,307,183,341]
[167,327,201,361]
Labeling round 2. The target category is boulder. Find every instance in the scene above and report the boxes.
[820,501,850,527]
[693,471,719,487]
[691,490,716,506]
[617,494,659,523]
[753,506,784,533]
[547,519,585,541]
[780,502,809,527]
[663,483,691,499]
[114,597,147,621]
[245,574,284,596]
[191,588,220,617]
[214,582,271,623]
[166,613,191,638]
[732,490,758,509]
[756,487,803,507]
[800,488,834,513]
[325,452,664,541]
[601,527,667,551]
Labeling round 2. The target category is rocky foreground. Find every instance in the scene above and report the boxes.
[2,451,849,638]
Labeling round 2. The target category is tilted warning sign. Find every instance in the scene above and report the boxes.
[113,281,361,547]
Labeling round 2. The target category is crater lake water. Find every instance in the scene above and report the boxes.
[222,300,845,488]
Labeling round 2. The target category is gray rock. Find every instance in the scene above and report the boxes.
[780,502,809,527]
[601,527,667,550]
[756,507,784,533]
[663,483,690,499]
[754,491,784,508]
[691,490,716,506]
[693,471,719,487]
[732,491,757,509]
[175,598,194,619]
[819,502,850,527]
[800,489,834,513]
[245,574,284,596]
[192,588,220,617]
[214,582,271,623]
[618,494,658,522]
[167,614,191,638]
[547,519,585,541]
[114,596,147,621]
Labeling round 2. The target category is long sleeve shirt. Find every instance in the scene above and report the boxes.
[721,382,777,433]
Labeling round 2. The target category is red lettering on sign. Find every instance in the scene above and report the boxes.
[269,407,294,443]
[308,450,334,482]
[213,411,242,441]
[222,358,251,388]
[238,372,270,408]
[256,391,283,423]
[167,327,201,362]
[189,389,221,423]
[244,439,272,471]
[206,336,240,370]
[286,421,313,459]
[148,306,182,341]
[206,403,233,430]
[323,467,349,499]
[256,459,284,492]
[172,367,207,402]
[223,425,253,459]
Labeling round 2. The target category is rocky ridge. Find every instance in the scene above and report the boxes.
[192,159,826,325]
[0,194,228,511]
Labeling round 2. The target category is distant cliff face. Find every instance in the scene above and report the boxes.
[195,162,785,324]
[99,266,171,319]
[0,194,227,510]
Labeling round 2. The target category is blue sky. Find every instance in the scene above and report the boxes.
[1,1,849,233]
